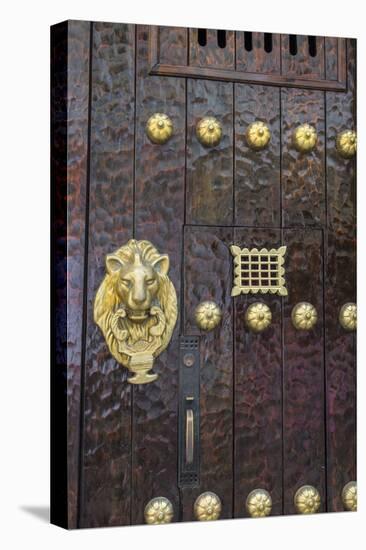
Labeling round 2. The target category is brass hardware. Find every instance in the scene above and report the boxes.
[183,353,195,367]
[185,408,194,464]
[336,130,357,159]
[195,301,222,331]
[144,497,174,525]
[179,337,200,487]
[294,485,321,514]
[246,489,272,518]
[293,124,317,153]
[246,121,271,150]
[342,481,357,512]
[94,239,178,384]
[339,303,357,331]
[245,302,272,333]
[196,116,222,147]
[230,245,287,297]
[291,302,318,331]
[194,492,222,521]
[146,113,173,144]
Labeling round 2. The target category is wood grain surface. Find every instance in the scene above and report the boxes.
[281,88,325,227]
[186,79,234,225]
[282,228,325,514]
[235,84,280,226]
[233,227,283,517]
[325,39,356,512]
[79,22,135,528]
[189,28,235,69]
[183,226,233,520]
[52,22,356,528]
[131,25,186,525]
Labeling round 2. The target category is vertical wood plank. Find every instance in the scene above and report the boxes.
[325,37,340,81]
[189,28,235,69]
[186,79,233,225]
[325,39,356,512]
[159,26,188,65]
[233,228,283,518]
[79,22,135,528]
[51,20,91,529]
[183,226,233,521]
[132,25,186,525]
[235,84,280,226]
[281,88,325,227]
[65,19,91,529]
[281,35,325,80]
[283,228,325,514]
[236,32,281,74]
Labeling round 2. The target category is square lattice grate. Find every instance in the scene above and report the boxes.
[230,245,287,296]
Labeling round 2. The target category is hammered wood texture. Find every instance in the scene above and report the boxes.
[281,35,325,80]
[183,226,233,520]
[236,32,281,74]
[131,25,186,525]
[235,84,280,226]
[325,39,356,512]
[51,20,90,529]
[79,22,135,528]
[54,23,356,527]
[186,79,233,225]
[283,228,325,514]
[189,28,235,69]
[65,20,91,529]
[233,227,283,518]
[281,88,325,226]
[159,26,188,66]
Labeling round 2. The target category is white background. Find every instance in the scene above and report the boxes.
[0,0,364,548]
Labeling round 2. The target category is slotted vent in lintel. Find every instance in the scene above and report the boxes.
[150,27,347,91]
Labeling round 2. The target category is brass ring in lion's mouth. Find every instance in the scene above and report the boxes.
[126,309,150,322]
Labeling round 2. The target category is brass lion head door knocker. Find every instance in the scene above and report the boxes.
[94,239,178,384]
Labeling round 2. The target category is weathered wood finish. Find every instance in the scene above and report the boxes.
[159,26,188,66]
[283,228,325,514]
[52,22,356,529]
[65,20,91,529]
[189,28,235,69]
[183,226,233,520]
[51,20,91,529]
[79,22,135,528]
[282,35,325,80]
[235,84,280,226]
[149,27,347,91]
[186,79,233,225]
[325,39,356,512]
[132,25,186,525]
[281,88,325,227]
[233,227,283,517]
[236,32,281,74]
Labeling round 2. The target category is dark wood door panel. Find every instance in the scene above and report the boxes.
[234,84,281,226]
[281,88,325,227]
[283,228,325,514]
[233,227,283,518]
[183,225,234,520]
[189,28,235,69]
[51,19,91,529]
[186,79,234,225]
[52,22,356,528]
[131,24,186,525]
[325,39,356,512]
[79,22,136,528]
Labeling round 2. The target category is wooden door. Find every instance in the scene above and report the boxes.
[51,21,356,529]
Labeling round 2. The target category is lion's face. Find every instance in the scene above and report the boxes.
[94,239,178,380]
[116,261,159,321]
[105,244,170,323]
